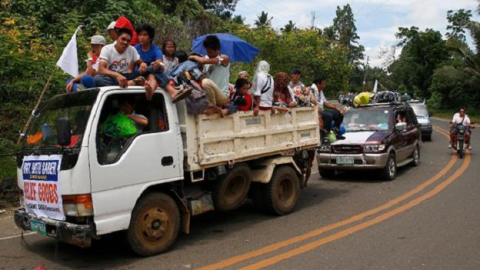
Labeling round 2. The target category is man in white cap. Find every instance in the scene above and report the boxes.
[66,35,107,92]
[106,21,117,41]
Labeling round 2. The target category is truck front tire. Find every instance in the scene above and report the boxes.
[213,164,252,212]
[127,192,180,257]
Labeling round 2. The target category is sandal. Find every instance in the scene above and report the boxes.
[172,86,193,103]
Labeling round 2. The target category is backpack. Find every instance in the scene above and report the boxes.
[185,80,209,115]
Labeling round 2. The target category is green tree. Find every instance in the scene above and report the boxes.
[446,9,472,41]
[254,11,273,28]
[389,27,449,99]
[232,15,245,25]
[281,20,297,33]
[331,4,365,64]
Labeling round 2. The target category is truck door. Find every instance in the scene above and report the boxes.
[88,91,183,234]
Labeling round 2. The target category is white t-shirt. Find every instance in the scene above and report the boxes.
[99,44,140,73]
[203,56,230,96]
[163,55,179,73]
[254,73,274,107]
[311,84,327,110]
[452,113,470,126]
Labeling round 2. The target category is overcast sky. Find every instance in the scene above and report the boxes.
[234,0,480,67]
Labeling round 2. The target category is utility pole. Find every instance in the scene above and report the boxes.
[363,56,370,86]
[311,12,317,28]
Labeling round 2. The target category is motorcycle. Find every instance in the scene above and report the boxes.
[452,124,467,159]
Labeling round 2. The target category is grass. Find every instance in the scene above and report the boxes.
[433,109,480,123]
[0,156,17,181]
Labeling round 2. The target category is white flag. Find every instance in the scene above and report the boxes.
[373,79,378,93]
[56,26,81,77]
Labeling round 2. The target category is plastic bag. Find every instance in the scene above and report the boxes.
[353,92,371,107]
[102,111,138,138]
[328,131,337,143]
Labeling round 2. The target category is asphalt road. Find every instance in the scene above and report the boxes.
[0,119,478,270]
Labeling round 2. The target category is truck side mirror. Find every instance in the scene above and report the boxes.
[56,117,71,147]
[395,122,406,132]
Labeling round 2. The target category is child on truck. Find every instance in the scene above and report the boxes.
[135,24,191,102]
[229,78,253,113]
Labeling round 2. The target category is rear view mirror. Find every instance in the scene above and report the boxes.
[395,122,407,132]
[56,117,71,147]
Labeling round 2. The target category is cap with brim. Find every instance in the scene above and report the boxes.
[290,67,301,74]
[106,21,116,31]
[91,35,107,45]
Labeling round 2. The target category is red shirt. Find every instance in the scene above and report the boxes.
[230,92,253,112]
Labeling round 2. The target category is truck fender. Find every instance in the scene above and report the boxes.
[251,157,302,184]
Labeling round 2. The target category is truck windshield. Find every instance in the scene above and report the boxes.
[23,90,99,149]
[343,109,390,132]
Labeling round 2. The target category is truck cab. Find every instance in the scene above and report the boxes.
[15,87,320,256]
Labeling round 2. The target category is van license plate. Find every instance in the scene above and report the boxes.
[336,156,354,165]
[30,219,46,235]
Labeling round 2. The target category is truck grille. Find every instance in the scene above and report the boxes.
[332,145,363,154]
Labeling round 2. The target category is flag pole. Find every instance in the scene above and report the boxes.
[17,66,59,144]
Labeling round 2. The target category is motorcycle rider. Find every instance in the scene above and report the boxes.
[449,106,472,150]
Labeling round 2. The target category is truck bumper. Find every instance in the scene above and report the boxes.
[14,208,92,248]
[317,152,389,170]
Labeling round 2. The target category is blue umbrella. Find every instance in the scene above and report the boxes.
[191,33,260,63]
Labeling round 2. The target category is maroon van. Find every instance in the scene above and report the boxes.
[317,103,421,180]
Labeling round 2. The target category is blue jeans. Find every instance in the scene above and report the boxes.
[81,75,95,88]
[94,68,170,88]
[94,72,142,87]
[66,78,79,92]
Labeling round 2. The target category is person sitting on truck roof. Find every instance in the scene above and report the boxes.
[134,24,188,102]
[229,78,253,113]
[105,21,117,41]
[93,28,191,103]
[162,39,179,73]
[66,35,107,93]
[312,76,346,140]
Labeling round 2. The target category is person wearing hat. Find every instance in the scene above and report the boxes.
[65,35,107,93]
[106,21,117,41]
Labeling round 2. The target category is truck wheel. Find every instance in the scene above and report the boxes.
[264,166,300,216]
[319,168,335,179]
[127,192,180,257]
[411,145,420,167]
[213,164,252,212]
[381,153,397,181]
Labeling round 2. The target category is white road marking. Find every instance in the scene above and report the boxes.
[0,232,35,241]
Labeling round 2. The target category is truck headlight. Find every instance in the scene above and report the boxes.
[318,145,331,153]
[364,144,386,152]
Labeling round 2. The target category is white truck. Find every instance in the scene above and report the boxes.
[14,86,320,256]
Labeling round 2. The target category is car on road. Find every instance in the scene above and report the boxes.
[317,102,421,180]
[409,101,433,141]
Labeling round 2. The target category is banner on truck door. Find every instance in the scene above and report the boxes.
[22,155,65,220]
